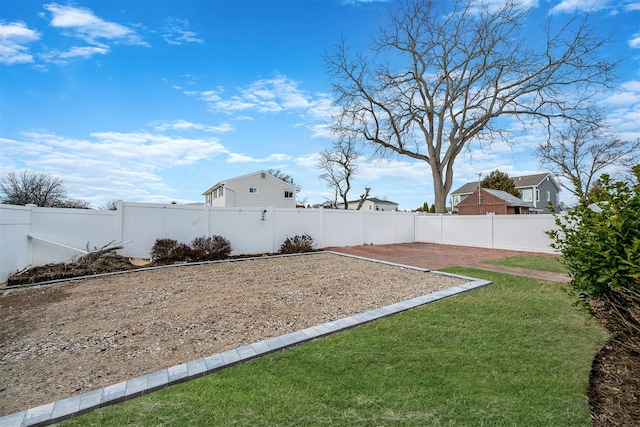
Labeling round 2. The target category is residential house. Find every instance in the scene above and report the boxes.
[450,173,561,214]
[456,188,531,215]
[336,197,399,211]
[202,171,298,208]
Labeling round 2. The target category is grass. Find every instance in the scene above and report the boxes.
[483,254,567,274]
[61,267,606,426]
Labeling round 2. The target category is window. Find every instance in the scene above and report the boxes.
[219,187,223,197]
[249,187,258,194]
[536,189,540,202]
[284,190,294,199]
[521,188,533,202]
[546,191,551,202]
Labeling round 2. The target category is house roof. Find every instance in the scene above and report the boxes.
[456,188,531,208]
[341,197,398,205]
[512,173,553,188]
[483,189,531,207]
[450,182,479,195]
[202,170,296,195]
[451,173,558,196]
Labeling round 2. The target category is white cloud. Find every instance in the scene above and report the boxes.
[150,119,234,133]
[471,0,539,13]
[226,153,292,163]
[2,130,228,205]
[0,21,41,64]
[601,89,640,106]
[188,75,315,114]
[161,18,203,45]
[43,3,149,57]
[550,0,612,14]
[57,45,109,59]
[358,159,432,182]
[295,152,322,167]
[630,33,640,49]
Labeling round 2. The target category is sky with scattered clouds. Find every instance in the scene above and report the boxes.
[1,0,639,210]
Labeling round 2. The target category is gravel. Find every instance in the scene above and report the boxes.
[0,252,466,416]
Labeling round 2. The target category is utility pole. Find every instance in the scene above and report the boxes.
[477,172,482,205]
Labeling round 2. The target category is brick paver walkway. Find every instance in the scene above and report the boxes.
[326,242,570,282]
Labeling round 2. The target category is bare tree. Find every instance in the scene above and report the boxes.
[0,170,68,207]
[102,199,119,210]
[267,168,299,190]
[317,136,360,208]
[325,0,617,212]
[355,187,371,210]
[535,115,640,203]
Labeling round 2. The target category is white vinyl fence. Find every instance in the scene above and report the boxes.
[0,201,559,283]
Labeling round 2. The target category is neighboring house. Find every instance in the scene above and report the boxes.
[456,188,531,215]
[450,173,561,214]
[202,171,298,208]
[336,197,399,211]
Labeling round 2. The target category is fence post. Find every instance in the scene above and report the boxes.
[204,204,211,237]
[27,204,36,267]
[360,209,365,245]
[490,213,495,248]
[116,200,125,247]
[270,207,276,253]
[318,208,325,248]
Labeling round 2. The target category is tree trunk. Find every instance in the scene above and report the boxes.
[432,169,448,213]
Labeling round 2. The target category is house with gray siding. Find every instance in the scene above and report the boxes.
[450,173,561,214]
[203,171,298,208]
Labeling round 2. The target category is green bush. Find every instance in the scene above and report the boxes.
[279,234,315,254]
[548,167,639,347]
[549,168,640,301]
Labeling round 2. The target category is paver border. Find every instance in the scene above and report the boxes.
[0,252,491,427]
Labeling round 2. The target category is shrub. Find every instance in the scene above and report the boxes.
[548,167,639,348]
[190,235,232,261]
[280,233,315,254]
[150,239,180,263]
[172,242,194,262]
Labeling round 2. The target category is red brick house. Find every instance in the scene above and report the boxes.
[456,188,531,215]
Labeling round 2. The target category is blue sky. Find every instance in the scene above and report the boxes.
[1,0,639,210]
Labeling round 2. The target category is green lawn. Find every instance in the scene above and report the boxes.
[484,254,567,274]
[61,267,606,426]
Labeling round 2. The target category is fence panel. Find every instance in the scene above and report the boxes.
[30,207,117,266]
[272,208,323,252]
[441,215,494,248]
[393,212,416,243]
[120,203,208,258]
[0,205,32,280]
[321,209,365,247]
[492,215,557,253]
[209,207,276,255]
[415,215,443,243]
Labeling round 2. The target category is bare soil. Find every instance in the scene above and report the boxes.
[0,253,465,416]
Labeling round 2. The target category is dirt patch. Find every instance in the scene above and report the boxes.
[589,339,640,426]
[6,254,138,286]
[0,252,466,416]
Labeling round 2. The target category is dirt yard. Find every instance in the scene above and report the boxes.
[0,252,466,416]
